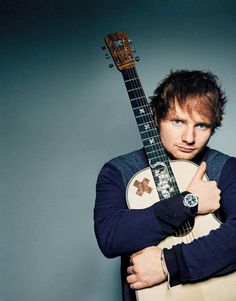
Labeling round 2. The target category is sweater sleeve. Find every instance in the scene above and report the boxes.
[94,162,195,258]
[164,157,236,286]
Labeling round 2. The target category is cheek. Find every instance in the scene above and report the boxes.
[197,131,212,146]
[159,127,175,147]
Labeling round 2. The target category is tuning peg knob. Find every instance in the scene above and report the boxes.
[101,45,106,50]
[128,38,133,44]
[132,47,136,53]
[105,54,110,59]
[135,56,140,62]
[109,63,114,68]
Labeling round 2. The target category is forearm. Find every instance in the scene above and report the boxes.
[94,163,196,257]
[164,158,236,286]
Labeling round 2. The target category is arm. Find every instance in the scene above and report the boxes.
[94,162,196,258]
[165,157,236,286]
[126,160,228,289]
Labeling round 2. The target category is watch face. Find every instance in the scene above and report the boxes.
[183,193,198,208]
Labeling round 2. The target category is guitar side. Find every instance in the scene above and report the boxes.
[126,160,236,301]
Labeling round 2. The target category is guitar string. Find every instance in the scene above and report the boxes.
[108,36,194,240]
[129,66,195,241]
[128,66,195,241]
[124,66,195,241]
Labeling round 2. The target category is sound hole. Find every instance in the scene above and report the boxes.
[174,217,195,237]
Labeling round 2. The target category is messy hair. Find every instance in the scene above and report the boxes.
[150,70,227,132]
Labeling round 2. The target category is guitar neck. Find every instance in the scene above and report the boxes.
[121,67,180,199]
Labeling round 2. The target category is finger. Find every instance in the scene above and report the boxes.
[127,274,138,284]
[192,161,207,181]
[127,266,135,275]
[130,281,146,290]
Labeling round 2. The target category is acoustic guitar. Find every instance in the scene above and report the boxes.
[103,31,236,301]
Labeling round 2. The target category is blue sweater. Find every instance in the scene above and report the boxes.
[94,147,236,300]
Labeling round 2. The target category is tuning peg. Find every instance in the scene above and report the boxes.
[109,63,114,68]
[105,54,110,59]
[128,38,133,44]
[101,45,106,50]
[132,47,136,53]
[135,56,140,62]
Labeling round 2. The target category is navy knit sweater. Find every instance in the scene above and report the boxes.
[94,147,236,301]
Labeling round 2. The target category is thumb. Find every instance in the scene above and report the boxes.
[192,161,207,181]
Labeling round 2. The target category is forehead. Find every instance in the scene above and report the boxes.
[167,99,212,123]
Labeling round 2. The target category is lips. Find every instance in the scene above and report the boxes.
[177,146,196,153]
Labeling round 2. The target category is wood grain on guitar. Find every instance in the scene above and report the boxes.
[104,32,135,71]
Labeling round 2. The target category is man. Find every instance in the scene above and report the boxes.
[94,70,236,300]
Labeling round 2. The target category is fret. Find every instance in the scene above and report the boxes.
[130,96,147,102]
[146,149,161,155]
[133,105,150,114]
[137,120,156,127]
[140,128,158,135]
[122,67,139,81]
[129,97,147,109]
[133,107,152,119]
[127,87,143,92]
[128,89,145,100]
[142,138,163,147]
[140,130,160,142]
[138,123,156,134]
[133,104,150,110]
[142,138,158,147]
[126,83,143,93]
[146,152,167,160]
[144,144,165,154]
[135,112,151,119]
[124,77,139,82]
[137,119,156,126]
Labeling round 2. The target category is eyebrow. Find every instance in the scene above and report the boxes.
[169,114,212,127]
[195,121,213,128]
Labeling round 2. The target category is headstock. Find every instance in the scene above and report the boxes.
[103,32,138,71]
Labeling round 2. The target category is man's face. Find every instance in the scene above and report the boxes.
[158,101,213,160]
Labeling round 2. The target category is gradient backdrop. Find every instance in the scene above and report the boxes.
[1,1,236,301]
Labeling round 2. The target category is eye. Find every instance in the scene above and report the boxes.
[172,119,183,125]
[196,123,207,129]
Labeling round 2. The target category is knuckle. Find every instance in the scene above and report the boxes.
[210,180,217,187]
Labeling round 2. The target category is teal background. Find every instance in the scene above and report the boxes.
[0,1,236,300]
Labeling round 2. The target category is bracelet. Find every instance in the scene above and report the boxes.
[160,250,170,289]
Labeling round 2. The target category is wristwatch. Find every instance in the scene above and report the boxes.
[182,191,199,208]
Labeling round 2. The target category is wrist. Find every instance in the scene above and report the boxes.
[181,191,198,215]
[160,250,169,284]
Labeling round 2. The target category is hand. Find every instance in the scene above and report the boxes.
[126,246,167,290]
[187,161,221,214]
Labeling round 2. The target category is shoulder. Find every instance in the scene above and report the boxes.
[219,156,236,180]
[203,147,234,182]
[109,148,148,168]
[107,148,149,187]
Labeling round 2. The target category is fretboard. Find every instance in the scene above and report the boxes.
[122,67,180,200]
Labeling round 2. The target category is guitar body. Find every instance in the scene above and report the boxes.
[126,159,236,301]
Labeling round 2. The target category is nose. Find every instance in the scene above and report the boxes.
[182,126,195,144]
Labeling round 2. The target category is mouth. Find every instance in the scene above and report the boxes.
[177,146,196,153]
